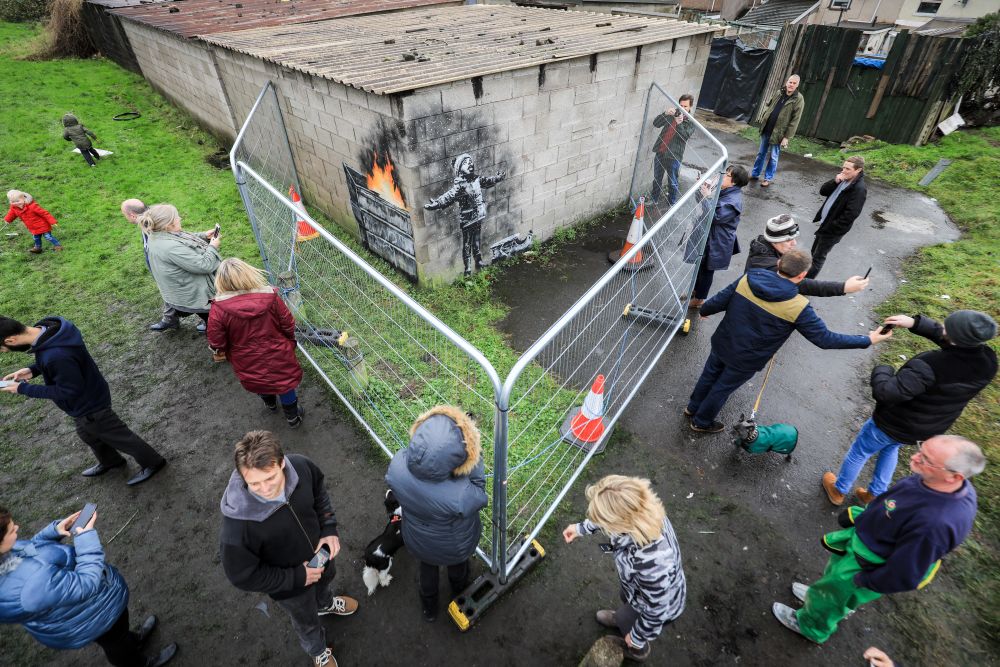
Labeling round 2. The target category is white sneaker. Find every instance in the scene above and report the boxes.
[313,648,338,667]
[792,582,809,602]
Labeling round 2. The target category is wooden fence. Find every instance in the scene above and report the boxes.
[751,24,969,145]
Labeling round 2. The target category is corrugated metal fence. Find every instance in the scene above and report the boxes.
[753,24,969,145]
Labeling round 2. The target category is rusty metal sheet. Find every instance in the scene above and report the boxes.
[111,0,462,38]
[203,5,721,94]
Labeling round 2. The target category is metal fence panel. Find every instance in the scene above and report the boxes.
[230,81,726,584]
[497,84,727,576]
[229,83,503,566]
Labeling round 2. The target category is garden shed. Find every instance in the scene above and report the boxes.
[108,0,461,138]
[113,2,720,281]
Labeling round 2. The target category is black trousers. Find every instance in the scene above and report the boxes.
[171,307,209,324]
[80,147,101,166]
[74,407,164,469]
[419,560,469,604]
[94,608,145,667]
[807,233,842,279]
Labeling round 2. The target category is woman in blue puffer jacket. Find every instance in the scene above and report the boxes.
[0,506,177,666]
[386,405,489,622]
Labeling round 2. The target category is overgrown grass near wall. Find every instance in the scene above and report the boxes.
[742,124,1000,660]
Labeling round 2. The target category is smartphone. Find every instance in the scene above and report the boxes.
[0,380,16,388]
[863,266,872,279]
[307,545,331,569]
[71,503,97,534]
[213,224,221,238]
[879,323,895,335]
[598,543,614,553]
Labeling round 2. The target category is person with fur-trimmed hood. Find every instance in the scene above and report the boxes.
[424,154,506,276]
[385,405,488,622]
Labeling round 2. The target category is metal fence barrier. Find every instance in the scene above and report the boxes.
[230,81,726,608]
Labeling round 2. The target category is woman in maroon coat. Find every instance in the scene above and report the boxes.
[207,258,305,427]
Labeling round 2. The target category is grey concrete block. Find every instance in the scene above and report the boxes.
[511,71,538,98]
[531,146,558,170]
[522,92,550,116]
[445,128,480,156]
[403,90,443,121]
[481,73,513,104]
[549,87,574,113]
[545,161,568,183]
[508,115,537,141]
[441,84,477,113]
[539,62,569,90]
[558,141,583,161]
[493,98,524,124]
[565,152,590,175]
[461,105,495,131]
[594,61,617,83]
[574,85,598,105]
[418,111,463,142]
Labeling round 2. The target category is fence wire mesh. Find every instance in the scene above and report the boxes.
[498,84,727,571]
[231,82,726,580]
[230,84,502,564]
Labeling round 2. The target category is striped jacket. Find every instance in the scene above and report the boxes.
[577,517,686,647]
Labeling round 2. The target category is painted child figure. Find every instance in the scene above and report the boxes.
[62,113,101,167]
[424,154,506,276]
[5,190,62,254]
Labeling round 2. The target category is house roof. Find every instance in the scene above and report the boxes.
[110,0,461,38]
[203,4,722,94]
[914,16,976,37]
[733,0,816,28]
[838,19,895,31]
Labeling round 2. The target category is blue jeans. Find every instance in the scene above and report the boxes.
[259,389,297,405]
[651,155,681,206]
[834,418,902,496]
[687,351,756,428]
[33,232,60,248]
[751,135,781,181]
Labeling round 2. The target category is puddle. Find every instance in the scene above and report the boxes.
[870,210,934,235]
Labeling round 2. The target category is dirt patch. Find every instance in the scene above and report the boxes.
[204,150,231,170]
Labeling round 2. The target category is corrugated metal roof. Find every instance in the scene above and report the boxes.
[111,0,461,38]
[204,5,721,94]
[87,0,168,8]
[734,0,815,28]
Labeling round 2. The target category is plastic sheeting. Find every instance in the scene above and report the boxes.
[698,37,774,122]
[853,56,886,69]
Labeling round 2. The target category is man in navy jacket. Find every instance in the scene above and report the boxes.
[0,316,166,485]
[773,434,983,643]
[686,250,890,432]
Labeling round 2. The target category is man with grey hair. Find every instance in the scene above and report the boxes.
[120,199,203,333]
[773,434,984,644]
[750,74,804,187]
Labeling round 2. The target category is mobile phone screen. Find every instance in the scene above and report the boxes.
[71,503,97,533]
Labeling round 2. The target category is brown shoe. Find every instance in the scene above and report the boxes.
[822,472,845,506]
[28,247,42,254]
[761,179,771,187]
[318,595,358,616]
[855,487,876,505]
[53,246,63,252]
[595,609,617,629]
[688,298,705,310]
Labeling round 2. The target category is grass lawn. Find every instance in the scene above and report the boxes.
[742,123,1000,659]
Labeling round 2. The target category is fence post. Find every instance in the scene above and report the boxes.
[492,398,510,583]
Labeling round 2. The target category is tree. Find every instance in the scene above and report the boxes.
[958,12,1000,105]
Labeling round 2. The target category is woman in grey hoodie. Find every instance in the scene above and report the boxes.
[62,113,101,167]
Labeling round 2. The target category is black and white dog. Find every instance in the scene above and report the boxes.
[362,490,404,596]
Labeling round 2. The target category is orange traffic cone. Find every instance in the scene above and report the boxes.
[608,198,653,270]
[289,185,319,241]
[561,374,609,452]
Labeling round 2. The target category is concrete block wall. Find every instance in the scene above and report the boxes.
[398,34,713,280]
[120,21,237,140]
[215,49,397,241]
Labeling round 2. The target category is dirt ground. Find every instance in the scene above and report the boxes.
[0,130,985,667]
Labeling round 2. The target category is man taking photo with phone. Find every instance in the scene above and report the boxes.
[821,310,997,505]
[219,431,357,667]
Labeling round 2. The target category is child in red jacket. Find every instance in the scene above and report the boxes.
[5,190,62,253]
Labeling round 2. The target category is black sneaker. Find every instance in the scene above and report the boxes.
[690,420,725,433]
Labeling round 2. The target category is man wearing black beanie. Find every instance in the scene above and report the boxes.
[821,310,997,506]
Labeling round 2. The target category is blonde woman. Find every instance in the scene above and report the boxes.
[140,204,221,332]
[563,475,686,662]
[207,258,304,427]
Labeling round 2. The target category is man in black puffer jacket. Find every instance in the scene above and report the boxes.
[746,214,869,298]
[220,431,358,667]
[822,310,997,506]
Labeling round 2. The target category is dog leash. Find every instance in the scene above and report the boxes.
[749,356,777,421]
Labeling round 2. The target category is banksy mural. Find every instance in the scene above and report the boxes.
[423,153,507,276]
[344,119,418,280]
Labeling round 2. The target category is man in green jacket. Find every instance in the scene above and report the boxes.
[750,75,805,187]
